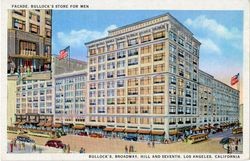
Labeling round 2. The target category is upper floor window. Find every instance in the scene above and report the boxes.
[13,18,25,31]
[153,31,165,40]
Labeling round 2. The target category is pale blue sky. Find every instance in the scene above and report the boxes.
[52,10,243,85]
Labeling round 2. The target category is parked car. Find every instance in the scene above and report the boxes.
[211,129,217,134]
[45,140,65,149]
[77,131,88,136]
[89,133,103,138]
[220,137,233,145]
[16,135,35,143]
[123,135,138,141]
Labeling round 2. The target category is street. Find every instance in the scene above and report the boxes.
[7,128,243,154]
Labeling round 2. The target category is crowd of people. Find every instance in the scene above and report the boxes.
[227,138,241,154]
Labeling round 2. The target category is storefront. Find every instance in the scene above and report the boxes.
[151,130,165,142]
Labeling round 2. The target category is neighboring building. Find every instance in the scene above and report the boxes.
[7,76,18,126]
[54,70,87,132]
[15,80,54,128]
[52,55,87,75]
[239,104,243,126]
[198,70,239,127]
[85,13,201,141]
[7,9,52,80]
[212,79,239,124]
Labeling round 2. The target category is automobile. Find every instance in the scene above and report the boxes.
[122,135,138,141]
[216,128,223,133]
[16,135,35,143]
[77,131,88,136]
[219,137,233,145]
[89,133,103,138]
[211,129,217,134]
[45,140,65,149]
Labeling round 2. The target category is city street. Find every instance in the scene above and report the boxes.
[7,140,64,153]
[7,129,243,154]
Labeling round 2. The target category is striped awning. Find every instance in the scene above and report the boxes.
[113,128,125,132]
[137,130,151,134]
[151,130,165,135]
[44,122,52,127]
[124,129,138,133]
[73,124,85,130]
[37,122,45,126]
[52,123,62,128]
[19,121,27,125]
[169,130,178,136]
[103,127,115,132]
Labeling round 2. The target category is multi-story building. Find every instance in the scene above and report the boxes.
[85,13,201,141]
[54,70,87,132]
[52,55,87,76]
[15,80,53,128]
[7,9,52,80]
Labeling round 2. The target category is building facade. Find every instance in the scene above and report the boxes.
[54,71,87,132]
[85,13,201,141]
[7,9,52,80]
[15,80,54,128]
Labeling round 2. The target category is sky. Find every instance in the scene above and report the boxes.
[52,10,243,89]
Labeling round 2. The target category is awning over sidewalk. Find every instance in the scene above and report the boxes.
[44,122,52,127]
[137,130,151,134]
[113,128,125,132]
[103,127,115,132]
[19,121,27,125]
[192,127,201,131]
[52,123,62,128]
[124,129,138,133]
[169,130,178,136]
[73,124,85,130]
[37,122,45,126]
[151,130,165,135]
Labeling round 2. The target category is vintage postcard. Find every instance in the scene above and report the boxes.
[0,0,249,160]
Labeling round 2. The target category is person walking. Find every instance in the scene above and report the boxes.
[147,141,150,147]
[79,147,84,153]
[152,141,155,148]
[63,144,67,153]
[125,145,128,153]
[10,140,14,153]
[227,144,230,154]
[67,144,71,153]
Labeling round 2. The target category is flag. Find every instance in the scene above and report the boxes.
[231,73,239,86]
[58,46,70,60]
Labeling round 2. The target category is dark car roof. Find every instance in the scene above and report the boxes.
[17,135,30,138]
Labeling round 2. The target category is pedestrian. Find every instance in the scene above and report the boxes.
[22,142,25,151]
[125,145,128,153]
[152,141,155,148]
[83,149,86,153]
[18,142,21,151]
[63,144,67,153]
[67,144,70,153]
[147,141,150,147]
[79,147,84,153]
[10,140,14,153]
[227,144,230,154]
[129,145,132,153]
[32,143,36,152]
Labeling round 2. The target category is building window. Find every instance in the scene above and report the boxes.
[19,41,37,56]
[153,117,164,124]
[178,107,184,114]
[141,34,151,43]
[13,10,26,17]
[169,31,177,42]
[46,10,51,15]
[117,51,126,59]
[154,53,165,62]
[153,64,165,72]
[30,23,40,34]
[178,37,184,46]
[153,31,165,40]
[97,47,105,54]
[141,45,151,55]
[128,48,138,57]
[170,75,176,85]
[140,106,150,114]
[169,44,176,53]
[153,75,165,84]
[13,18,25,31]
[153,106,164,114]
[140,66,151,74]
[169,53,177,63]
[45,28,51,38]
[169,96,176,104]
[90,49,96,56]
[170,64,176,74]
[141,55,151,64]
[29,12,40,22]
[128,58,138,66]
[128,38,138,46]
[45,18,51,26]
[154,42,165,52]
[117,41,125,49]
[107,44,115,51]
[169,106,176,115]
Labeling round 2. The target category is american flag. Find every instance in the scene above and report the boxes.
[231,73,239,86]
[58,46,70,60]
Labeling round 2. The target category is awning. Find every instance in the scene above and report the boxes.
[137,130,151,134]
[52,123,62,128]
[44,122,52,127]
[192,127,201,131]
[19,121,27,125]
[124,129,138,133]
[37,122,45,126]
[14,121,21,125]
[151,130,165,135]
[103,127,115,132]
[169,130,178,136]
[73,124,85,130]
[113,128,125,132]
